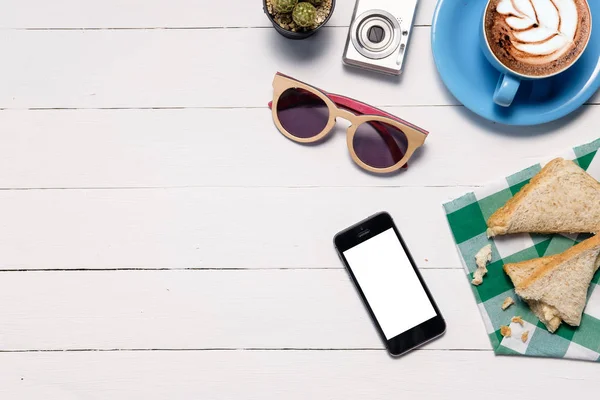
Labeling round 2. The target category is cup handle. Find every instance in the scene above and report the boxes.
[493,74,521,107]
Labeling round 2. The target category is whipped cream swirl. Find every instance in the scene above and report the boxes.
[496,0,579,63]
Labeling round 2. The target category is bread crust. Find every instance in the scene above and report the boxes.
[504,235,600,329]
[518,235,600,289]
[503,256,556,282]
[503,256,560,332]
[487,158,600,236]
[488,159,561,236]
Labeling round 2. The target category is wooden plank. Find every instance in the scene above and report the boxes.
[1,27,595,108]
[0,269,489,350]
[0,187,468,270]
[0,0,437,28]
[0,107,598,189]
[0,350,596,399]
[0,27,456,108]
[2,27,595,109]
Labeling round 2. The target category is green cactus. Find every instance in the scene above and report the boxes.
[292,2,317,27]
[308,0,323,5]
[274,0,298,14]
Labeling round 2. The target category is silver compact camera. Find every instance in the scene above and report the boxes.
[343,0,419,75]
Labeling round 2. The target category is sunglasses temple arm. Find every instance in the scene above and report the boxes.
[327,94,428,135]
[268,95,324,111]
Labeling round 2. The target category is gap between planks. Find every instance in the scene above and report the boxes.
[0,103,598,111]
[0,185,481,191]
[6,25,433,31]
[0,348,490,353]
[0,266,462,272]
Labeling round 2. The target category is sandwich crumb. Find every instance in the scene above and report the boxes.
[511,316,524,326]
[501,297,515,310]
[500,325,511,337]
[471,244,492,286]
[521,330,529,343]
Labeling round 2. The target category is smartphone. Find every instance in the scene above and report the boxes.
[334,212,445,357]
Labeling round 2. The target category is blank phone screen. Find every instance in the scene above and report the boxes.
[343,228,437,339]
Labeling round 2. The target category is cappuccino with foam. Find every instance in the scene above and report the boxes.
[484,0,591,77]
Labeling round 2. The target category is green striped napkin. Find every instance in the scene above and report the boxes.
[443,138,600,361]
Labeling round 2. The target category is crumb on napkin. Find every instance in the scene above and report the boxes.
[501,297,515,310]
[471,244,492,286]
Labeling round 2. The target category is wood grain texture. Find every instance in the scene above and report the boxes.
[0,0,437,28]
[1,28,597,109]
[0,187,468,270]
[1,27,595,109]
[0,269,489,350]
[1,350,597,399]
[0,107,598,189]
[0,27,452,108]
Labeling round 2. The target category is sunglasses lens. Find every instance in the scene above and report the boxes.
[353,121,409,169]
[276,88,329,139]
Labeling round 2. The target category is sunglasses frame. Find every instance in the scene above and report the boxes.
[270,72,428,174]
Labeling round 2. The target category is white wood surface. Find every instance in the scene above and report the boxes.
[0,107,599,189]
[0,27,597,109]
[0,0,437,28]
[0,187,469,270]
[1,0,599,398]
[1,351,598,400]
[0,269,489,350]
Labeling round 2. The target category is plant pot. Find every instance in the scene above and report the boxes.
[263,0,336,40]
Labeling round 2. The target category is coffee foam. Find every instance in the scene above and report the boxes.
[486,0,591,76]
[497,0,578,62]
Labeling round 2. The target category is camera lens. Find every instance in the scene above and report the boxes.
[367,26,385,44]
[350,10,401,60]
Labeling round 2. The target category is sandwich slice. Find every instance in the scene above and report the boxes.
[504,235,600,332]
[504,256,562,332]
[487,158,600,237]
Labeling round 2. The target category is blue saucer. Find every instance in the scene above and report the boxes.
[431,0,600,126]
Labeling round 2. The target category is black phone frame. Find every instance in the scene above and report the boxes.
[334,212,446,357]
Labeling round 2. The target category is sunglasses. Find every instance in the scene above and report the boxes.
[268,73,429,174]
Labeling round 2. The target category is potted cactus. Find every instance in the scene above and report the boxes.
[264,0,335,39]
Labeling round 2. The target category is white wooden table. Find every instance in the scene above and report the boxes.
[0,0,599,398]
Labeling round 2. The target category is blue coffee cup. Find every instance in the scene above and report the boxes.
[480,0,592,107]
